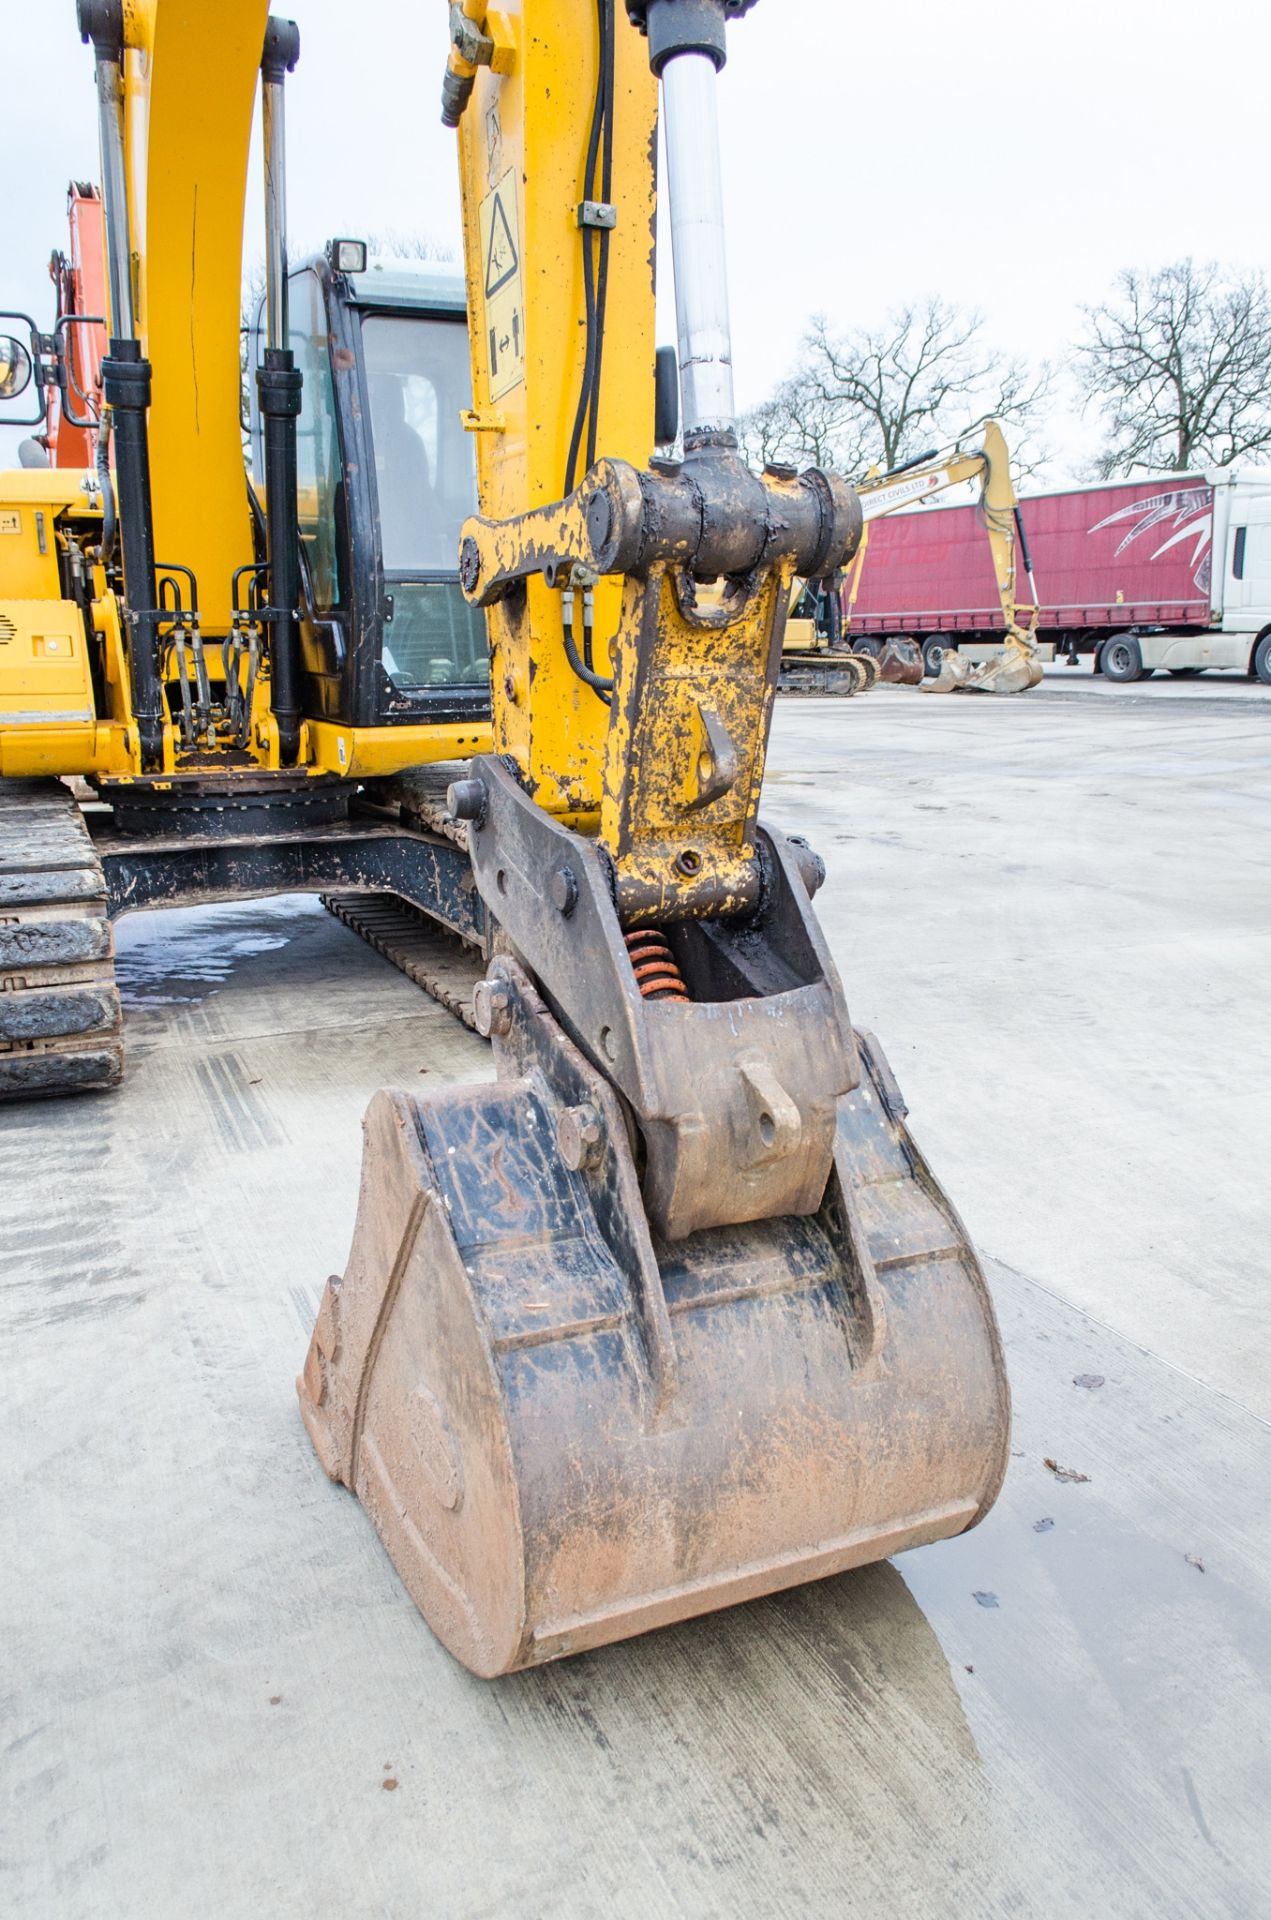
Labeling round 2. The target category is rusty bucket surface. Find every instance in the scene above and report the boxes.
[877,637,925,685]
[924,640,1045,694]
[299,983,1009,1678]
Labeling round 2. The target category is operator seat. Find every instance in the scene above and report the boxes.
[370,372,435,566]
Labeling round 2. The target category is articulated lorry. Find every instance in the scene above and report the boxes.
[845,469,1271,684]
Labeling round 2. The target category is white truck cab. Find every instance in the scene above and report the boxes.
[1132,467,1271,679]
[1213,468,1271,638]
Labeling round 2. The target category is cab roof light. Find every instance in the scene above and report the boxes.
[327,238,368,275]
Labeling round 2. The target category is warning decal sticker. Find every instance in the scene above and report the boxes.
[478,171,526,401]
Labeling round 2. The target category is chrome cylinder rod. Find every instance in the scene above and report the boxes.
[262,76,289,349]
[660,49,735,441]
[93,52,134,341]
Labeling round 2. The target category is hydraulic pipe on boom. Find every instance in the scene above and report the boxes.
[88,7,132,343]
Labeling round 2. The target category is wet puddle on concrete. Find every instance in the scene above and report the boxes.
[112,896,317,1005]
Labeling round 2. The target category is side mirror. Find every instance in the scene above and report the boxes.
[654,343,679,447]
[0,334,33,402]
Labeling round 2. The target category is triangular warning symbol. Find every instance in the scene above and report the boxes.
[485,191,519,298]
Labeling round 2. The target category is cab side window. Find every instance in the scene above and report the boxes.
[288,270,341,609]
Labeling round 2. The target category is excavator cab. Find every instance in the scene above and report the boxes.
[247,253,490,734]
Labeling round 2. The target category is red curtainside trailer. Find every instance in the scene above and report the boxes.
[843,471,1271,682]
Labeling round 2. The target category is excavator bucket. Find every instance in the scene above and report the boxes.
[299,958,1009,1677]
[925,637,1045,695]
[877,637,925,685]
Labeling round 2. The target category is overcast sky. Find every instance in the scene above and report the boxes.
[2,0,1267,479]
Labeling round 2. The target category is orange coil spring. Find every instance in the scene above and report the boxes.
[623,929,690,1003]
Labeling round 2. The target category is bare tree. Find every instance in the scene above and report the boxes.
[738,369,845,471]
[239,261,269,453]
[740,298,1049,480]
[1077,260,1271,477]
[360,231,456,265]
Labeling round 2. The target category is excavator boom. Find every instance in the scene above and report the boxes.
[299,0,1010,1675]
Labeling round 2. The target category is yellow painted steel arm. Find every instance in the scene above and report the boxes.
[969,419,1034,643]
[448,1,859,906]
[451,0,658,817]
[120,0,269,634]
[848,420,1038,650]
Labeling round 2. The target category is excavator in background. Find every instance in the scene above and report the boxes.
[780,421,1044,695]
[297,0,1009,1676]
[0,0,1009,1678]
[10,182,111,473]
[0,185,105,475]
[779,572,879,694]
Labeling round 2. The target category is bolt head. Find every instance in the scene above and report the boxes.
[446,776,487,824]
[787,836,826,898]
[557,1101,604,1172]
[459,535,482,593]
[585,489,613,554]
[550,865,579,916]
[472,979,513,1039]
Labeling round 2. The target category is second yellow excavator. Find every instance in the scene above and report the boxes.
[298,0,1010,1676]
[781,421,1044,694]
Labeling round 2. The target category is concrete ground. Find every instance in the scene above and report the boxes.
[785,674,1271,1419]
[3,682,1269,1918]
[1036,656,1271,701]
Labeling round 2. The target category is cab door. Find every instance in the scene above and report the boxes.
[1227,498,1271,633]
[356,306,489,726]
[252,263,492,730]
[249,266,350,722]
[287,267,350,719]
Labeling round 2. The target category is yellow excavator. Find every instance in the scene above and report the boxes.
[299,0,1010,1674]
[0,1,496,1095]
[1,0,1009,1677]
[781,422,1044,694]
